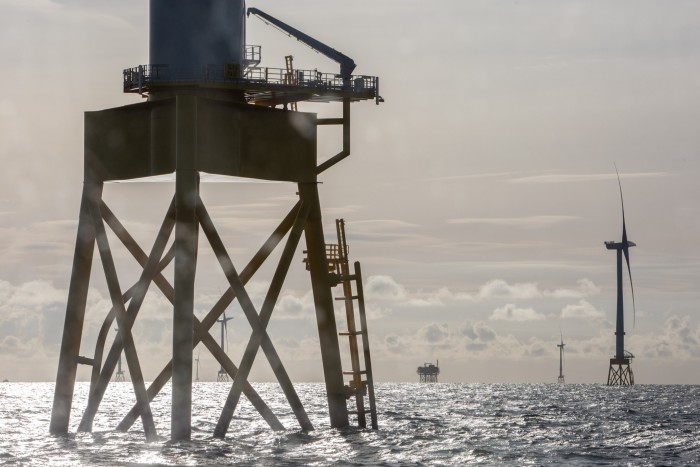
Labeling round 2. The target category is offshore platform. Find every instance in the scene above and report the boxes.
[50,0,380,441]
[417,361,440,383]
[605,169,636,386]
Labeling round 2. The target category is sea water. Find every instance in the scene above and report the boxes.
[1,382,698,465]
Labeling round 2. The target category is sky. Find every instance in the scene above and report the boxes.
[1,0,700,385]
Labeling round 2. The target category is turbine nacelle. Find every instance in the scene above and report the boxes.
[604,240,636,250]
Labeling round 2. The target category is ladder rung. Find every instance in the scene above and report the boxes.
[339,330,364,336]
[343,370,367,375]
[335,295,359,301]
[338,274,358,282]
[348,409,367,415]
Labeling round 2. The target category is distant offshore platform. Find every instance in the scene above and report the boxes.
[417,361,440,383]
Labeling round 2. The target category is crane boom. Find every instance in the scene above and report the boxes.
[247,7,357,80]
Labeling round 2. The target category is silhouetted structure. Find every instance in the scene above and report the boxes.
[114,328,126,382]
[317,219,377,429]
[217,312,233,382]
[50,0,381,442]
[605,168,636,386]
[557,334,565,384]
[417,362,440,383]
[195,353,200,383]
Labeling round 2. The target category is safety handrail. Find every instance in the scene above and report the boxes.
[123,64,377,95]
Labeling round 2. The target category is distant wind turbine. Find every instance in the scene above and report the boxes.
[195,352,200,383]
[605,165,636,386]
[217,312,233,382]
[557,332,565,384]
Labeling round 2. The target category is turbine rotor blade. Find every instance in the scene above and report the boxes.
[615,164,629,244]
[616,163,636,327]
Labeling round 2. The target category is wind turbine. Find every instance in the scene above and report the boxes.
[604,166,636,386]
[216,312,233,382]
[557,332,565,384]
[195,352,200,383]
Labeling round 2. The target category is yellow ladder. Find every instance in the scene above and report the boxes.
[284,55,298,111]
[332,219,377,429]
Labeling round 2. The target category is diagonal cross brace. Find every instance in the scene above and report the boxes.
[118,201,306,432]
[78,197,176,433]
[99,199,285,432]
[85,188,158,441]
[199,198,314,437]
[80,249,174,432]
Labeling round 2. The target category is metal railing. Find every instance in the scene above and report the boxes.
[245,45,261,64]
[123,63,378,97]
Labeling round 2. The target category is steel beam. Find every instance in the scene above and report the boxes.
[355,262,378,430]
[209,200,313,437]
[79,199,175,433]
[116,203,301,432]
[298,182,349,429]
[50,181,102,435]
[172,94,199,441]
[615,249,624,359]
[316,98,350,174]
[87,193,158,441]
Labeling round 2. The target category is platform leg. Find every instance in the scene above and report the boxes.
[298,182,348,429]
[172,94,199,441]
[50,181,102,435]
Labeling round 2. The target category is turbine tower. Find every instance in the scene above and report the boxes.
[605,168,636,386]
[557,333,565,384]
[217,313,233,382]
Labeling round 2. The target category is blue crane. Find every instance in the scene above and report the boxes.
[247,8,357,80]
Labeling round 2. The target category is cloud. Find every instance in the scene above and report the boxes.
[0,279,64,306]
[380,333,411,355]
[364,275,406,301]
[0,0,59,12]
[404,287,475,307]
[351,219,420,229]
[418,323,451,344]
[0,0,131,30]
[272,291,317,320]
[545,278,600,298]
[523,338,552,358]
[424,172,515,182]
[635,315,700,359]
[460,321,497,343]
[447,215,578,229]
[561,300,605,319]
[342,219,426,245]
[664,315,700,347]
[477,279,541,300]
[490,304,545,321]
[0,335,37,357]
[363,275,478,308]
[361,276,600,312]
[508,172,669,184]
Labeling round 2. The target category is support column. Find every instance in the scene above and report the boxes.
[50,181,102,434]
[172,94,199,441]
[615,249,624,359]
[298,182,348,429]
